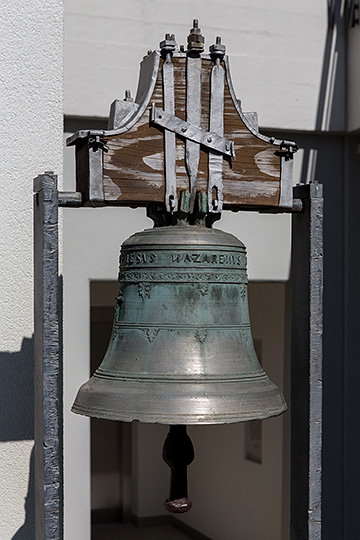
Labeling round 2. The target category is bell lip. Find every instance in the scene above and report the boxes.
[71,401,287,425]
[71,371,288,425]
[93,369,270,383]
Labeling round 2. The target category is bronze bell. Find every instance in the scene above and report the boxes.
[72,224,287,424]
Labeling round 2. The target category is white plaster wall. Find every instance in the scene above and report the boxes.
[0,441,34,538]
[1,1,63,347]
[0,1,63,538]
[62,203,151,539]
[215,212,291,281]
[65,0,327,131]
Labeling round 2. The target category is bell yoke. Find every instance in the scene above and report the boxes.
[70,19,294,513]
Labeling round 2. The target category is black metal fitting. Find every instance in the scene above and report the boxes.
[187,19,204,52]
[209,36,226,58]
[160,33,176,56]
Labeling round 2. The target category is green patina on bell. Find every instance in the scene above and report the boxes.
[72,220,287,424]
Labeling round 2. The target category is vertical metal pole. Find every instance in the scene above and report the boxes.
[291,182,323,540]
[34,173,63,539]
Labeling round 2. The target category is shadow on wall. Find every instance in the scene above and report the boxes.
[0,336,34,442]
[11,447,35,540]
[0,336,35,538]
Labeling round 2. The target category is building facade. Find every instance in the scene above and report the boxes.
[1,1,359,539]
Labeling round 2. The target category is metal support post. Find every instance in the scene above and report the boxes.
[34,173,63,540]
[291,182,323,539]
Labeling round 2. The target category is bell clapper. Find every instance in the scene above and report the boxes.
[162,425,195,513]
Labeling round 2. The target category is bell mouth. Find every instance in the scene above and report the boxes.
[71,374,287,425]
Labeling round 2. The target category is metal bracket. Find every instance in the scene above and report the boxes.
[276,140,298,158]
[161,35,178,214]
[87,136,106,206]
[276,141,299,209]
[208,47,225,214]
[150,104,235,158]
[108,98,139,130]
[186,46,202,213]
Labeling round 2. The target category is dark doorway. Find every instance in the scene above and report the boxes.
[90,282,132,527]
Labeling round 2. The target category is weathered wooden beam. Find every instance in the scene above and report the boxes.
[68,50,297,210]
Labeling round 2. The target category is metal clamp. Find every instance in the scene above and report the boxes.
[277,140,298,209]
[151,104,235,158]
[276,140,298,160]
[88,134,108,153]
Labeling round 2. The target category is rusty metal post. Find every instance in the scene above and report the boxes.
[34,173,63,540]
[291,182,323,539]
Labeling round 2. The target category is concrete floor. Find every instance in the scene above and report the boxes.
[92,523,192,540]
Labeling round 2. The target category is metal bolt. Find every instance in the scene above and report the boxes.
[209,35,226,56]
[160,33,176,54]
[269,137,275,144]
[124,89,133,102]
[169,194,176,211]
[181,126,187,133]
[159,114,163,119]
[225,143,230,151]
[187,18,204,51]
[207,136,212,143]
